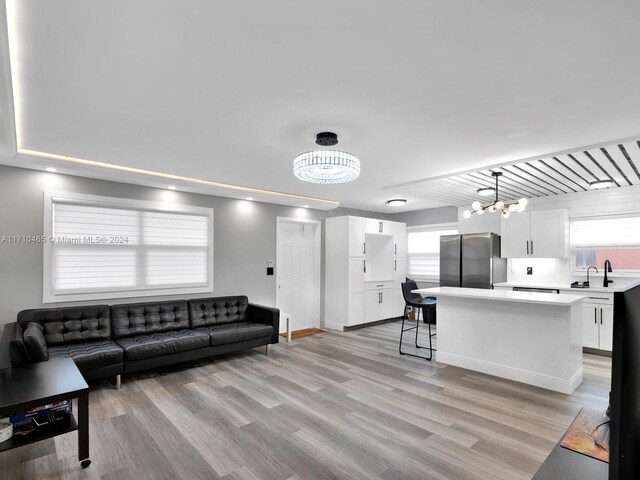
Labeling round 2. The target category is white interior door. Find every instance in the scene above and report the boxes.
[277,220,319,332]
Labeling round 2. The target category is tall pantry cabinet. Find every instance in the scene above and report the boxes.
[324,216,407,331]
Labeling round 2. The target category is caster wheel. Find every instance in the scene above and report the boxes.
[81,459,91,468]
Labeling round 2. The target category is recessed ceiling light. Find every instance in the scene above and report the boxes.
[246,197,253,201]
[167,185,177,190]
[303,205,309,208]
[45,167,58,173]
[477,187,495,196]
[386,199,407,207]
[589,179,614,189]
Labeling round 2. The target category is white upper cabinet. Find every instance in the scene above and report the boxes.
[529,210,569,258]
[365,218,391,235]
[500,212,530,258]
[391,222,407,258]
[500,209,568,258]
[348,216,365,257]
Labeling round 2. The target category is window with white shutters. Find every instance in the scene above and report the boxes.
[407,223,458,281]
[43,191,213,302]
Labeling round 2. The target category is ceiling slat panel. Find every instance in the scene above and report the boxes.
[587,148,631,186]
[518,162,577,194]
[607,145,640,185]
[469,170,541,197]
[621,142,640,179]
[499,165,559,196]
[571,152,616,184]
[555,154,599,181]
[532,158,588,191]
[405,182,472,205]
[397,139,640,207]
[462,172,530,199]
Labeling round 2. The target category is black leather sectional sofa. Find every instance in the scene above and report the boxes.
[3,296,279,388]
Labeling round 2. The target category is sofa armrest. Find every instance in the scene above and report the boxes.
[1,322,31,368]
[247,303,280,344]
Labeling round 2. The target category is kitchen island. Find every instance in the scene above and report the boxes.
[413,287,584,394]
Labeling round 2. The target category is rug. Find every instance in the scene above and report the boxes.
[280,328,324,340]
[560,408,610,463]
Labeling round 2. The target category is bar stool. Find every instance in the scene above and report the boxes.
[399,281,436,361]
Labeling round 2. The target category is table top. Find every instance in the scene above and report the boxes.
[413,287,584,306]
[0,358,88,414]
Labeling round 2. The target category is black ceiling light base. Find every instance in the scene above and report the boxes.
[316,132,338,146]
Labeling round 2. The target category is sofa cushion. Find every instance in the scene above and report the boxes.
[17,305,111,346]
[111,301,190,339]
[114,329,209,361]
[188,296,249,328]
[48,339,124,371]
[195,321,273,346]
[23,322,48,362]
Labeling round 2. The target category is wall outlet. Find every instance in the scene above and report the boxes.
[527,267,533,275]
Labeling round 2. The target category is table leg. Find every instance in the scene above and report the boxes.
[78,393,91,468]
[287,316,291,343]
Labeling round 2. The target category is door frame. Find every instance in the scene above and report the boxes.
[275,217,322,330]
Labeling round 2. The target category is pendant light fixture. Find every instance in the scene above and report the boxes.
[293,132,360,184]
[463,171,528,219]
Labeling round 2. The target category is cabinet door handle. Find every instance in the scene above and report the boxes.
[594,307,597,324]
[363,242,366,254]
[379,221,383,233]
[394,260,397,271]
[531,241,534,255]
[378,292,382,303]
[363,260,366,273]
[526,241,529,255]
[600,308,603,325]
[394,243,397,255]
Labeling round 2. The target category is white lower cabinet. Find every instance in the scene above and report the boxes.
[581,296,613,352]
[364,282,394,322]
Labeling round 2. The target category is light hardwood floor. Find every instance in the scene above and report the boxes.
[0,321,611,480]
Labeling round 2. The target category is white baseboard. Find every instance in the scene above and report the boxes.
[437,351,583,394]
[323,321,345,332]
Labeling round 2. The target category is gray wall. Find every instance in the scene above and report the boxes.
[0,165,397,329]
[392,206,458,226]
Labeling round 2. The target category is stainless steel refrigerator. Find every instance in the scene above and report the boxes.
[440,233,506,289]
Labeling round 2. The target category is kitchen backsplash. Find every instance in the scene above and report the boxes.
[508,258,571,284]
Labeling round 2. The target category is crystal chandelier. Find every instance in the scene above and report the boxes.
[293,132,360,184]
[463,171,528,219]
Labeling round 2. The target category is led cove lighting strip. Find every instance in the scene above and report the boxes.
[18,148,339,206]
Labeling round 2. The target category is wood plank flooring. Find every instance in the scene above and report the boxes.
[0,321,611,480]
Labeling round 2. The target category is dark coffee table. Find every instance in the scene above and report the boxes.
[0,357,90,468]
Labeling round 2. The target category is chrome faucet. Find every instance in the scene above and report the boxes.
[587,265,598,286]
[603,259,613,287]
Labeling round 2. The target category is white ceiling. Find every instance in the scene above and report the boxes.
[2,0,640,212]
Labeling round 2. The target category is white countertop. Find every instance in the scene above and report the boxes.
[413,287,584,306]
[493,280,640,293]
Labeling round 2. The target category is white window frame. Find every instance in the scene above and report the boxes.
[43,190,214,303]
[407,222,458,282]
[569,212,640,277]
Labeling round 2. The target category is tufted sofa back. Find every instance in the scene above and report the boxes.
[17,305,111,346]
[110,300,189,339]
[188,296,249,328]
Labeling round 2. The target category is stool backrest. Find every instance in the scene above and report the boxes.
[401,281,424,306]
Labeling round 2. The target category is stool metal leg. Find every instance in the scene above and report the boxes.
[399,306,434,361]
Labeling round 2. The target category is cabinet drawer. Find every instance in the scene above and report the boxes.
[583,294,613,305]
[365,281,394,291]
